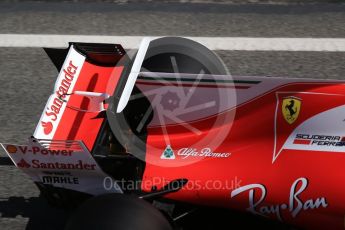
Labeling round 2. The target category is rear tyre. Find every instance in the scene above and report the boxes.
[36,183,91,209]
[65,194,173,230]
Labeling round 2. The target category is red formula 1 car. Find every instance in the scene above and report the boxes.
[1,37,344,230]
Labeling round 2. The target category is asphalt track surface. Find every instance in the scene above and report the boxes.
[0,1,344,229]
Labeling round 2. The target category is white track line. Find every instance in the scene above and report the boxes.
[0,34,345,51]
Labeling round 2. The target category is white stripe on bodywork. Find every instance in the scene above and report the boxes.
[282,104,345,152]
[273,98,345,163]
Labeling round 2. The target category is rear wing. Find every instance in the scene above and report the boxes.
[0,43,129,195]
[34,43,126,151]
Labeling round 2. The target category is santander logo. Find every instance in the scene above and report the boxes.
[17,159,31,168]
[40,60,78,135]
[41,121,53,135]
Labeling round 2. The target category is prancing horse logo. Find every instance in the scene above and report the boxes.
[282,97,301,124]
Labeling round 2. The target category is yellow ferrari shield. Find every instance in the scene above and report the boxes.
[282,97,301,124]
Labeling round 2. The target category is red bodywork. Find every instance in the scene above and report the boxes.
[51,63,123,150]
[26,43,345,229]
[140,81,345,230]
